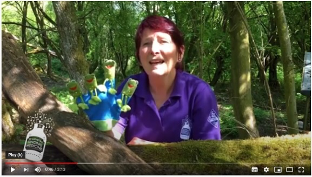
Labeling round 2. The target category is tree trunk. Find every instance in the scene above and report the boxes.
[227,1,259,139]
[268,55,279,89]
[2,31,155,175]
[209,7,227,86]
[274,1,298,134]
[267,2,280,89]
[210,56,224,86]
[77,1,90,55]
[21,1,28,53]
[52,1,89,92]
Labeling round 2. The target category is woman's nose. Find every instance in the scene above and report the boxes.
[151,41,160,55]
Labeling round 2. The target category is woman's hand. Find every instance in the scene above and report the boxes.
[127,137,156,145]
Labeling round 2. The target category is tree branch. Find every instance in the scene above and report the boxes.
[2,22,39,30]
[34,1,57,26]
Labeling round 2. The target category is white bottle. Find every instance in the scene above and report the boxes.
[180,119,191,140]
[23,123,47,161]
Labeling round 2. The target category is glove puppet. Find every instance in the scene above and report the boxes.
[66,59,138,131]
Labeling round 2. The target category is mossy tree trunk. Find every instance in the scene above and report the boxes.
[52,1,89,92]
[2,31,155,175]
[227,1,259,139]
[274,1,299,134]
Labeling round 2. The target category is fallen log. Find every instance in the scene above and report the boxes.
[2,30,155,175]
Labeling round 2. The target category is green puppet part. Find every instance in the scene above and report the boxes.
[117,78,139,112]
[85,74,102,105]
[103,59,117,95]
[66,81,89,111]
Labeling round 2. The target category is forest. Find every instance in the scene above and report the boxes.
[2,1,311,175]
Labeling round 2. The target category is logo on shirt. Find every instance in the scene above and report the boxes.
[208,109,219,128]
[180,115,192,140]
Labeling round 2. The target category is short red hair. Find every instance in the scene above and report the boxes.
[135,15,184,70]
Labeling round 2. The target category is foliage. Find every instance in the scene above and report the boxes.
[50,88,73,109]
[51,58,69,77]
[219,104,239,139]
[1,1,310,140]
[3,124,25,144]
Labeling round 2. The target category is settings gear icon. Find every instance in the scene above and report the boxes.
[264,167,269,173]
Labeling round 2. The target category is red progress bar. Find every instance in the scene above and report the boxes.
[5,162,77,165]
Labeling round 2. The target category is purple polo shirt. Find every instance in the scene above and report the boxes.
[114,71,221,144]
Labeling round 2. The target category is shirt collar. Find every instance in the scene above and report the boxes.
[135,70,185,99]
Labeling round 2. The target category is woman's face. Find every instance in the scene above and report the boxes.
[139,28,181,76]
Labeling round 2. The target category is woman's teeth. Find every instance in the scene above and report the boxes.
[150,60,164,64]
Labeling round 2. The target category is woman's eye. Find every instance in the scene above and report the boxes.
[142,42,150,46]
[161,40,168,43]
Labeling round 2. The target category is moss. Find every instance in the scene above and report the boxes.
[128,134,311,174]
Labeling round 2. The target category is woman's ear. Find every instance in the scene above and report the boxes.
[179,45,185,62]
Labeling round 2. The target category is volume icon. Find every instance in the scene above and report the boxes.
[35,167,41,173]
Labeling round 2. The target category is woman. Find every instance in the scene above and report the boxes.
[111,15,221,144]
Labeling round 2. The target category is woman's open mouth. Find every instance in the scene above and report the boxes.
[149,59,164,65]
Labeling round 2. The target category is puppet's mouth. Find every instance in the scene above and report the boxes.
[128,84,133,88]
[87,78,94,83]
[70,86,77,90]
[106,65,112,69]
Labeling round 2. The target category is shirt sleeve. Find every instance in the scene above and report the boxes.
[191,83,221,140]
[112,113,129,135]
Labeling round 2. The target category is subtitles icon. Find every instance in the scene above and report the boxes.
[251,167,258,172]
[274,167,282,173]
[286,167,293,173]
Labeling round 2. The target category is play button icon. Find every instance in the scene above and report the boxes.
[10,167,15,172]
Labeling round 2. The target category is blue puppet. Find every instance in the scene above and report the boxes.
[67,59,138,131]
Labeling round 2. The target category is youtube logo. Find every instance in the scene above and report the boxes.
[10,167,15,172]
